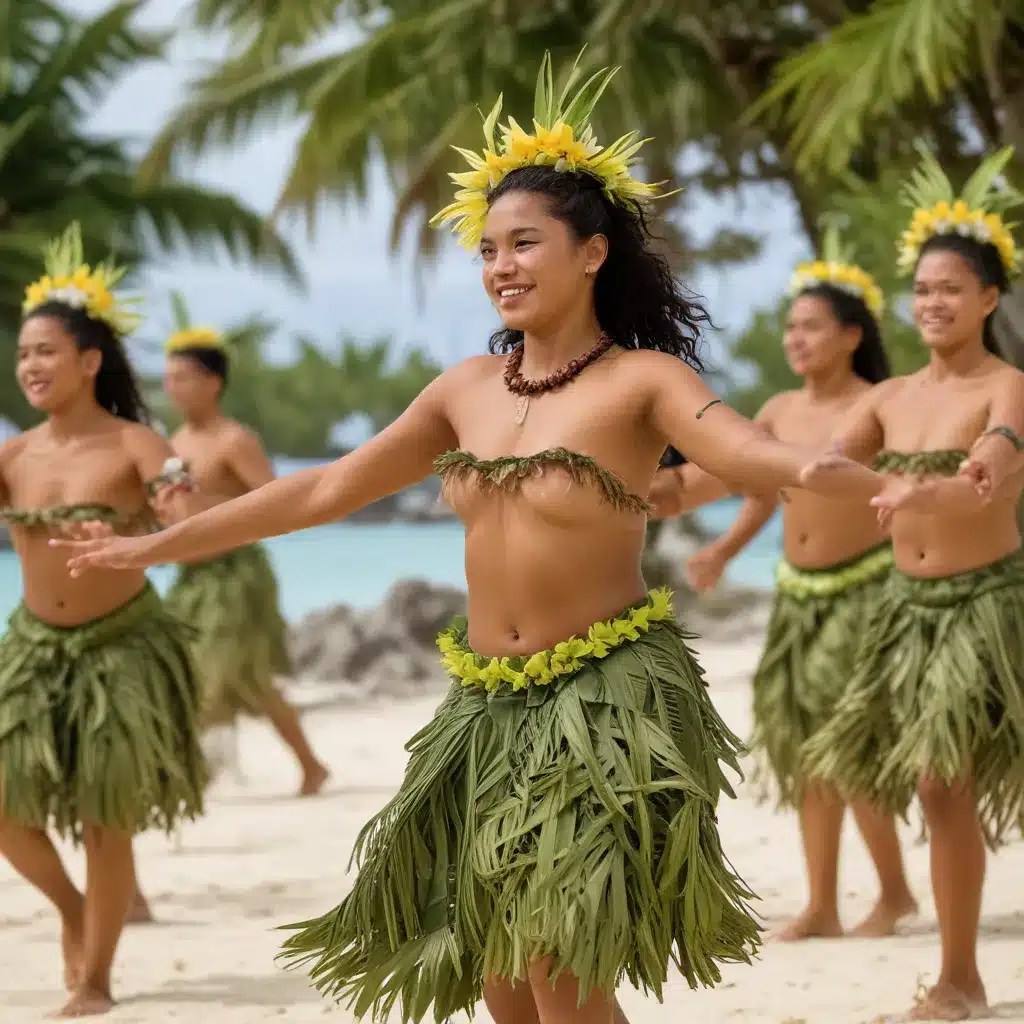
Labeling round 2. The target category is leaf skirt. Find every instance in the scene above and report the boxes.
[750,544,892,808]
[802,549,1024,845]
[0,582,206,840]
[166,543,291,727]
[278,603,760,1022]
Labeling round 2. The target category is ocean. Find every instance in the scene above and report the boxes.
[0,461,781,622]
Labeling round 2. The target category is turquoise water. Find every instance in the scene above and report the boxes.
[0,498,781,623]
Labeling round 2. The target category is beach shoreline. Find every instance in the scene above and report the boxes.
[4,635,1022,1023]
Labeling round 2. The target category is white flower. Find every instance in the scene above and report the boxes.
[48,286,89,308]
[162,456,185,475]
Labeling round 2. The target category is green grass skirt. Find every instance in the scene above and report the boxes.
[0,583,206,839]
[278,600,760,1022]
[802,550,1024,845]
[165,544,291,727]
[750,545,892,808]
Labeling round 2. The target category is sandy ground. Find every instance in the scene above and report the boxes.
[2,638,1024,1023]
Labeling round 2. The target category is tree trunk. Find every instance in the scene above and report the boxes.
[994,285,1024,367]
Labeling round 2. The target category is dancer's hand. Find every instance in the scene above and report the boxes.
[686,545,728,592]
[798,441,878,500]
[49,526,158,576]
[870,475,935,528]
[957,452,993,502]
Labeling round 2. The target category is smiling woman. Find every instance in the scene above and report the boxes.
[49,54,880,1024]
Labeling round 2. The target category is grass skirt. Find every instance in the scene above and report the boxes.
[165,544,291,726]
[750,545,892,807]
[802,551,1024,845]
[278,591,760,1022]
[0,583,206,839]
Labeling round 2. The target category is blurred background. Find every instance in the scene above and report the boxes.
[3,0,1022,621]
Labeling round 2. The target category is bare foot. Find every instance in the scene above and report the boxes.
[51,986,115,1018]
[770,908,843,941]
[850,894,918,937]
[892,982,989,1021]
[125,889,155,925]
[299,761,329,797]
[60,915,85,991]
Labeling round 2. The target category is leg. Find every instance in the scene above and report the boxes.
[896,778,987,1021]
[259,687,329,796]
[528,957,617,1024]
[773,780,845,940]
[848,800,917,937]
[56,824,135,1017]
[0,816,84,989]
[124,847,154,925]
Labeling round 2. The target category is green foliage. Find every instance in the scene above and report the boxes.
[0,0,300,428]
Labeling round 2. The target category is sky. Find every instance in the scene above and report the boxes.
[70,0,811,375]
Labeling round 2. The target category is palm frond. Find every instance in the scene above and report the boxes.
[25,0,165,114]
[752,0,1005,174]
[168,288,191,331]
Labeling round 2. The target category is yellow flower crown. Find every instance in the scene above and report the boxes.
[788,219,884,318]
[165,326,226,353]
[898,144,1022,276]
[430,51,667,250]
[22,223,141,336]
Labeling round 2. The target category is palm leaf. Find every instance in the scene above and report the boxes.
[751,0,1005,174]
[168,289,191,331]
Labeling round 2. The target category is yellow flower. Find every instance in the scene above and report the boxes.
[951,200,970,223]
[934,201,952,219]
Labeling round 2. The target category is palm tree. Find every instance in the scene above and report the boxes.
[139,1,855,272]
[0,0,302,426]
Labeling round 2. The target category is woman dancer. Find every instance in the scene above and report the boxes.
[56,55,881,1024]
[0,225,206,1017]
[800,146,1024,1021]
[655,232,917,941]
[162,322,328,795]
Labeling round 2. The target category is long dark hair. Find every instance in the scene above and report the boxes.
[485,166,712,371]
[170,346,230,393]
[22,301,150,423]
[917,233,1009,355]
[795,283,891,384]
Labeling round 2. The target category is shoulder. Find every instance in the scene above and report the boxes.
[757,389,799,424]
[860,375,908,408]
[0,430,30,471]
[117,419,171,458]
[613,348,703,389]
[422,353,503,403]
[221,419,265,450]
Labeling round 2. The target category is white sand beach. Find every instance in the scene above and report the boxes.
[3,637,1024,1023]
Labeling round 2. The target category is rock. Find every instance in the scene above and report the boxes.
[287,579,464,699]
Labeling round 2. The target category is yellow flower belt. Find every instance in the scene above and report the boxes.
[775,545,893,600]
[437,588,674,693]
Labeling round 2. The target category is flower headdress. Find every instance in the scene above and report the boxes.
[22,223,142,336]
[430,51,668,250]
[164,326,226,354]
[789,218,885,319]
[898,143,1022,276]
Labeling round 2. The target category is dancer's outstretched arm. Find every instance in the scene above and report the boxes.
[54,371,458,572]
[643,354,883,500]
[956,371,1024,500]
[686,495,778,591]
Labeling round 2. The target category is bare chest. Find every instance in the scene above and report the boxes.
[171,435,240,494]
[878,382,991,452]
[5,444,140,510]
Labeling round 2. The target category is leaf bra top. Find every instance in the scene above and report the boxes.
[873,450,967,477]
[433,448,652,515]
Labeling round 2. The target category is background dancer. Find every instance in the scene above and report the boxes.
[55,55,881,1024]
[0,225,206,1017]
[801,146,1024,1022]
[652,227,917,941]
[162,321,328,797]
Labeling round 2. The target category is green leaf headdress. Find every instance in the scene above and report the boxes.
[898,143,1023,276]
[163,289,226,354]
[789,217,884,318]
[22,223,142,337]
[430,50,668,250]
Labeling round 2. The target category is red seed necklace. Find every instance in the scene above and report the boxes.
[503,332,614,425]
